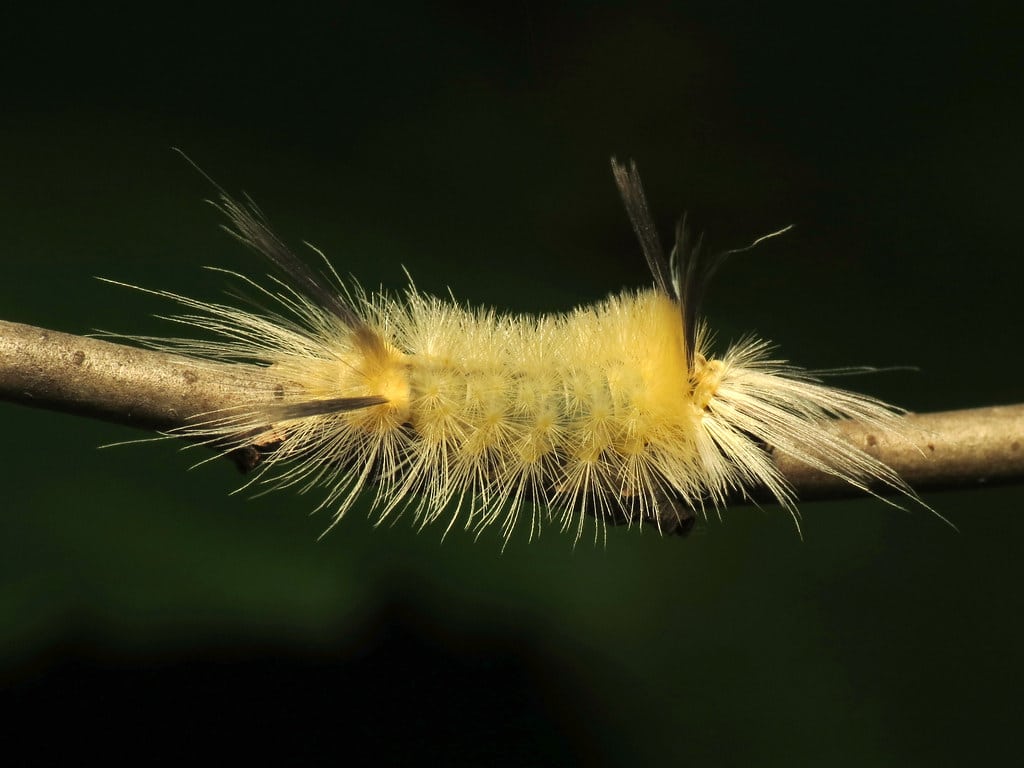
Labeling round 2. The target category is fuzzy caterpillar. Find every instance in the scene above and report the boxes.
[120,158,923,543]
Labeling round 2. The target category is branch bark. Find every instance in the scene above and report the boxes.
[0,319,272,432]
[2,318,1023,498]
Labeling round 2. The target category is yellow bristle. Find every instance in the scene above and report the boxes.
[114,158,933,544]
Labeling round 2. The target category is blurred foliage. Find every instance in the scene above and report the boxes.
[1,2,1022,764]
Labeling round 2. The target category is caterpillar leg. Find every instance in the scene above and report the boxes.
[601,492,697,537]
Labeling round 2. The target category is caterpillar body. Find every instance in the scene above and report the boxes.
[126,158,921,543]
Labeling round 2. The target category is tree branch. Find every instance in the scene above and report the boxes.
[2,318,1022,498]
[0,319,273,432]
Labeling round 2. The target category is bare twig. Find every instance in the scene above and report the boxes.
[1,318,1023,498]
[0,319,273,432]
[769,405,1024,499]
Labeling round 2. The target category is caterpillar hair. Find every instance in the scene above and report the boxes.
[114,157,929,544]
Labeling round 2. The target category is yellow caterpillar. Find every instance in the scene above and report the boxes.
[124,158,920,543]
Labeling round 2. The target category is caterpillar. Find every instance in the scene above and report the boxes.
[119,158,923,544]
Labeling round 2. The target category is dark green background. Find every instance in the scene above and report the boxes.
[1,2,1021,764]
